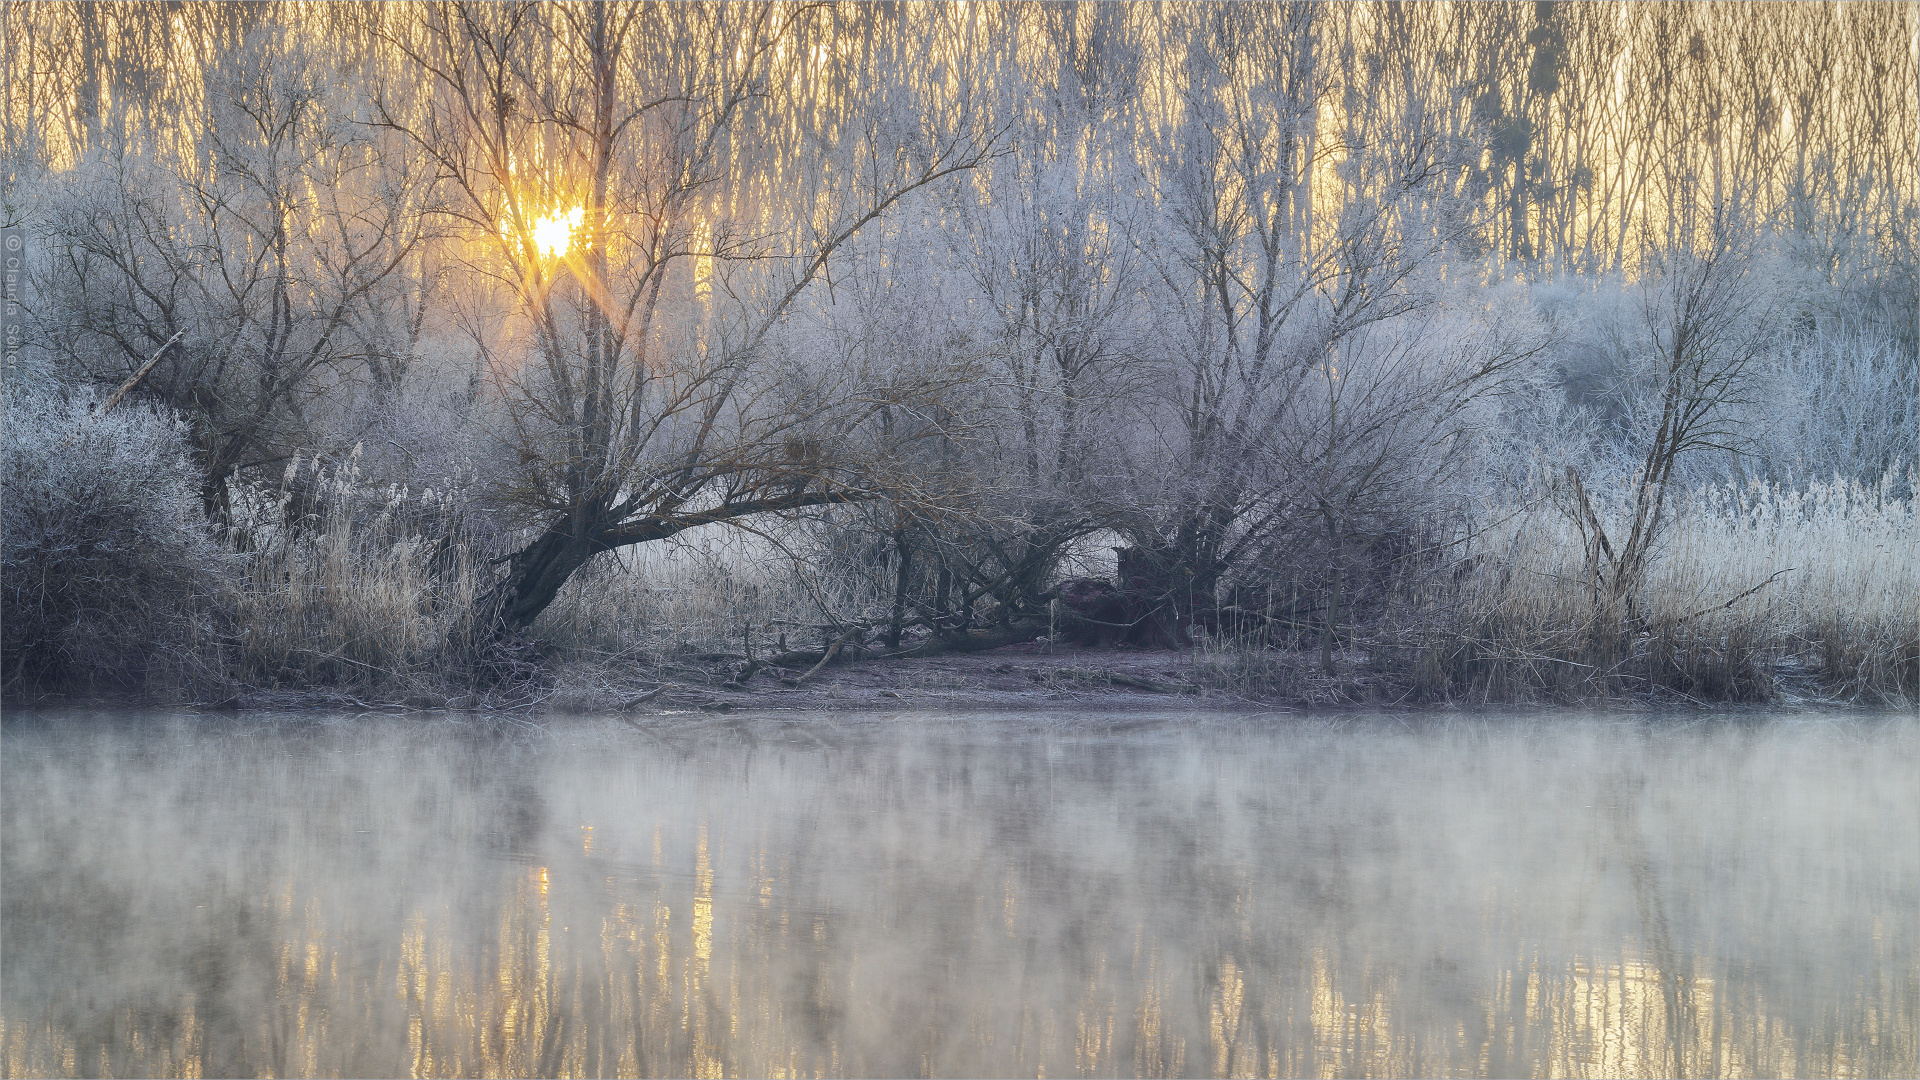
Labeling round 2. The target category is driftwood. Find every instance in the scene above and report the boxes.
[1097,671,1183,693]
[888,619,1049,660]
[722,660,762,689]
[619,685,666,710]
[762,619,1051,682]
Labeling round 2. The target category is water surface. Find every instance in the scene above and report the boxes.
[3,709,1914,1078]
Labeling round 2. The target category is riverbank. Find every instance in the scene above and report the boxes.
[536,640,1412,715]
[0,641,1370,714]
[11,635,1902,717]
[9,449,1911,715]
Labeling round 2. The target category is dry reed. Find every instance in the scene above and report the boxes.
[231,457,479,693]
[1415,475,1917,703]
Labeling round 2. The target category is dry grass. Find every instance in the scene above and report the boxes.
[1188,634,1421,705]
[531,533,849,711]
[1189,633,1307,700]
[220,495,853,705]
[529,529,865,713]
[1414,476,1917,704]
[534,530,827,663]
[231,459,479,694]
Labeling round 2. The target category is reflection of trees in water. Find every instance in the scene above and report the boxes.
[0,716,1912,1078]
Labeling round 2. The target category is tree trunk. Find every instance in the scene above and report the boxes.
[1510,149,1529,262]
[471,488,872,644]
[887,528,913,650]
[1321,511,1342,675]
[1117,545,1194,648]
[933,560,953,632]
[474,516,607,637]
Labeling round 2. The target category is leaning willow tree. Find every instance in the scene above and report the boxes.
[371,1,1002,637]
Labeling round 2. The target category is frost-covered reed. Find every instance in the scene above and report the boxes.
[1421,476,1916,703]
[232,454,479,692]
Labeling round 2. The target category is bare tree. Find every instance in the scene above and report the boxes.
[35,31,437,524]
[1278,298,1540,671]
[1562,237,1782,619]
[1116,3,1482,646]
[905,1,1151,629]
[373,2,1001,637]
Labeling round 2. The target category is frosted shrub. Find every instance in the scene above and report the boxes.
[2,392,232,692]
[1744,331,1918,495]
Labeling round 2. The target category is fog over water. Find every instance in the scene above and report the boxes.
[2,710,1914,1079]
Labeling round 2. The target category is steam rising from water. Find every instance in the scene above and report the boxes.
[2,711,1913,1078]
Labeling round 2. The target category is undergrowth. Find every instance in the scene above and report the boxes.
[8,427,1910,710]
[1406,476,1917,705]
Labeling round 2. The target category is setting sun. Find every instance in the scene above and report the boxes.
[512,205,585,259]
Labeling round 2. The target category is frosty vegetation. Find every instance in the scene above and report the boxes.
[2,2,1913,705]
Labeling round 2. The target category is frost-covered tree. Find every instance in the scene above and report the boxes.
[915,1,1152,626]
[1553,238,1788,615]
[2,391,233,691]
[372,1,1002,638]
[1114,5,1512,648]
[31,30,438,525]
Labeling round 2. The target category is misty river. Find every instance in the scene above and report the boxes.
[2,709,1914,1079]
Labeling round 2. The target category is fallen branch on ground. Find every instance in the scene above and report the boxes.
[784,630,858,687]
[620,685,666,710]
[1036,667,1183,692]
[883,620,1048,659]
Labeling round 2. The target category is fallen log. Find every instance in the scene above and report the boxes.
[742,621,1054,685]
[782,630,859,687]
[886,619,1049,659]
[765,642,873,670]
[1034,667,1184,693]
[620,685,667,710]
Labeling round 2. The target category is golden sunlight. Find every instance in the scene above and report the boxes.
[504,205,586,260]
[531,206,584,259]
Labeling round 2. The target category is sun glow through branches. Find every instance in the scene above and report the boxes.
[507,205,585,260]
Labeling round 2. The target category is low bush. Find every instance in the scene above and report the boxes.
[2,393,234,694]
